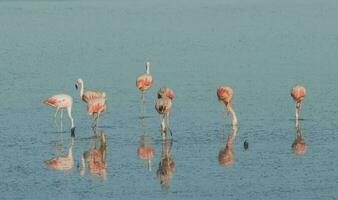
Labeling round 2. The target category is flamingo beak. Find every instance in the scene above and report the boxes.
[75,84,78,90]
[71,127,75,137]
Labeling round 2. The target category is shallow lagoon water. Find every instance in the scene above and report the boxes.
[1,0,338,199]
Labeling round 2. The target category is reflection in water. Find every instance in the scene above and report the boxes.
[137,135,154,172]
[137,115,154,171]
[79,130,107,179]
[44,137,74,170]
[218,126,238,166]
[157,139,175,192]
[292,120,307,155]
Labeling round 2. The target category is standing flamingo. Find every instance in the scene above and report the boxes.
[43,94,75,137]
[75,78,106,129]
[217,86,238,126]
[155,96,172,139]
[291,85,306,121]
[136,62,153,101]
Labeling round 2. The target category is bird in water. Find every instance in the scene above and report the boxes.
[75,78,106,129]
[43,94,75,137]
[155,90,173,139]
[136,62,153,115]
[291,85,306,121]
[217,86,238,127]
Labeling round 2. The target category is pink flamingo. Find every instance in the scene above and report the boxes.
[75,78,106,128]
[136,62,153,106]
[44,138,74,170]
[291,85,306,121]
[155,96,172,139]
[43,94,75,136]
[157,86,174,100]
[217,86,238,126]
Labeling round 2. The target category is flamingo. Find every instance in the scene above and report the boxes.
[291,85,306,121]
[43,94,75,137]
[44,138,74,170]
[218,126,238,166]
[136,62,153,102]
[155,96,172,139]
[75,78,106,128]
[217,86,238,126]
[79,130,107,179]
[157,86,174,100]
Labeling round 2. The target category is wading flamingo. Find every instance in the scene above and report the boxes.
[291,85,306,121]
[136,62,153,102]
[217,86,238,127]
[43,94,75,137]
[157,86,174,100]
[75,79,106,129]
[157,139,175,192]
[79,130,107,179]
[44,138,74,170]
[155,96,172,139]
[218,126,238,166]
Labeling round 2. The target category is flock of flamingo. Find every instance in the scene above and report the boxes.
[42,62,307,177]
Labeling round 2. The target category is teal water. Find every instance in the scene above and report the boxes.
[1,0,338,199]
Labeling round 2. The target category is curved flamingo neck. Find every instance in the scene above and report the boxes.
[146,62,150,74]
[227,104,238,127]
[79,81,84,98]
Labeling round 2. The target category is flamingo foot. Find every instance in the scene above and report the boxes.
[71,127,76,137]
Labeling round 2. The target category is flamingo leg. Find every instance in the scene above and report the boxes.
[60,109,63,132]
[140,91,146,118]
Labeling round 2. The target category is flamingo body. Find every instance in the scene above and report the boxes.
[87,98,106,115]
[136,74,153,91]
[291,85,306,102]
[43,94,72,109]
[155,97,172,115]
[157,86,174,100]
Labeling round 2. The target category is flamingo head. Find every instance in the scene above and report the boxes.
[291,85,306,103]
[75,78,83,90]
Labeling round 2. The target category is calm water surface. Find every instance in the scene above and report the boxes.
[1,0,338,199]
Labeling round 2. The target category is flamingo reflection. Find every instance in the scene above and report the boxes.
[157,139,175,192]
[44,137,74,170]
[79,130,107,179]
[218,126,238,166]
[292,120,307,155]
[137,117,154,171]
